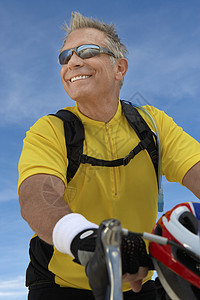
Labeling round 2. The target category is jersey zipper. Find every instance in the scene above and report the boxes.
[105,123,118,197]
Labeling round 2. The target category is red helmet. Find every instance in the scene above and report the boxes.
[150,202,200,300]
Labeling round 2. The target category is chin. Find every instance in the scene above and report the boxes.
[68,92,94,103]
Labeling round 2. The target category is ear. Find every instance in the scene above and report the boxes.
[115,58,128,81]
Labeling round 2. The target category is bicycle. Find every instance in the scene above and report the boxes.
[86,218,200,300]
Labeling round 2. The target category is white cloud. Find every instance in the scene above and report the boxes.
[0,4,69,127]
[124,42,200,105]
[0,63,72,127]
[1,2,200,127]
[0,276,27,299]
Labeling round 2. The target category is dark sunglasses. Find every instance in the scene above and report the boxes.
[59,44,115,65]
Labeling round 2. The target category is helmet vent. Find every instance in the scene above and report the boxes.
[178,211,198,234]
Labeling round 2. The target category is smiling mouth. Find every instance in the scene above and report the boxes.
[70,75,90,83]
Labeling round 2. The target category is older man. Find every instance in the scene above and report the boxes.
[18,12,200,300]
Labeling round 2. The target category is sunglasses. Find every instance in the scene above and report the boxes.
[59,44,115,65]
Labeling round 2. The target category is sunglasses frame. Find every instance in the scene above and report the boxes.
[59,44,115,65]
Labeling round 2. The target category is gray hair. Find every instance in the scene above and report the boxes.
[61,12,128,88]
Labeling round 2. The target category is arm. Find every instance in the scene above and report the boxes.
[19,173,150,293]
[182,161,200,199]
[19,173,98,260]
[19,173,72,245]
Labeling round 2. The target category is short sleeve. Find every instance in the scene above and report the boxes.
[18,115,68,190]
[143,106,200,184]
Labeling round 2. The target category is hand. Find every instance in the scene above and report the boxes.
[121,231,151,275]
[71,223,151,295]
[121,231,151,292]
[122,267,148,292]
[71,228,98,266]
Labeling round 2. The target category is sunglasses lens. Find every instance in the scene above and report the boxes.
[59,50,72,65]
[78,46,100,59]
[59,44,112,65]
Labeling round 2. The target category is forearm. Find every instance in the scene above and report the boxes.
[19,174,72,245]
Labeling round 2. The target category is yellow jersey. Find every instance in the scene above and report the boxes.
[18,101,200,290]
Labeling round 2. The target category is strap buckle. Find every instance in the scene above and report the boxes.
[123,150,135,166]
[123,141,146,166]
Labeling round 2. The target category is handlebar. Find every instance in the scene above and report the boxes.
[86,219,124,300]
[101,219,123,300]
[86,218,179,300]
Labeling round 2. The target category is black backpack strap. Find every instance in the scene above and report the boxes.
[50,101,158,188]
[80,137,151,167]
[49,110,84,183]
[121,100,159,186]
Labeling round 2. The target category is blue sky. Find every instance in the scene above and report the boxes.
[0,0,200,298]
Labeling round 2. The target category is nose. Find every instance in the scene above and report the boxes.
[67,51,83,69]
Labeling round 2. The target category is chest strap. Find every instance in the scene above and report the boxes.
[50,100,158,186]
[80,136,152,167]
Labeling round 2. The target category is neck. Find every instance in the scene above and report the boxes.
[77,97,119,122]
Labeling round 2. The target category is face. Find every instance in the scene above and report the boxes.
[60,28,126,104]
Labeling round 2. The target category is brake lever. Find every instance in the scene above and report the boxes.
[101,219,123,300]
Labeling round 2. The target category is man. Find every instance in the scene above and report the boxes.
[18,12,200,300]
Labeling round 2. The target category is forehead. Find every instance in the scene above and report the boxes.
[63,28,107,50]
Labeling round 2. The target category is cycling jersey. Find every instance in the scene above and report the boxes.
[18,100,200,291]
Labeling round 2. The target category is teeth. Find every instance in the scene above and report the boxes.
[70,75,89,82]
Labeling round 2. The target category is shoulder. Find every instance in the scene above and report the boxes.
[30,106,77,134]
[139,105,177,133]
[141,105,166,120]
